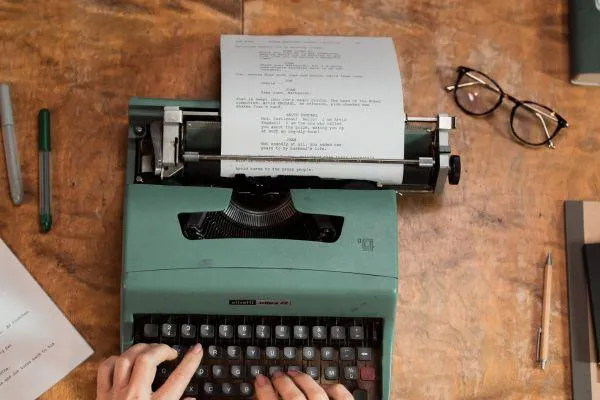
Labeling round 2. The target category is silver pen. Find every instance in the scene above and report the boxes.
[0,84,23,205]
[536,252,553,369]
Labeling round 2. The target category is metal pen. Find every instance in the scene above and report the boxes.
[39,109,52,233]
[536,252,553,369]
[0,84,23,205]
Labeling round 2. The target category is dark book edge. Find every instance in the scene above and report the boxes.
[584,243,600,362]
[565,201,592,399]
[569,0,578,82]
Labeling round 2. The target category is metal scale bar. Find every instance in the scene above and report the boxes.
[179,116,450,168]
[182,153,435,167]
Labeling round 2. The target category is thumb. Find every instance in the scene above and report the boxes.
[153,344,203,400]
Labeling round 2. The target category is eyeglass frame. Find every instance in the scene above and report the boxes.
[445,66,569,148]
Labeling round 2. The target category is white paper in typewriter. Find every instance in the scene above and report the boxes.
[220,35,405,185]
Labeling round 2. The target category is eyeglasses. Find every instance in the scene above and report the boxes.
[445,66,568,148]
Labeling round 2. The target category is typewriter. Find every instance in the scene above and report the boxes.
[121,97,461,400]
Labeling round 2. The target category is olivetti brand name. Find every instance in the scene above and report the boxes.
[229,299,291,306]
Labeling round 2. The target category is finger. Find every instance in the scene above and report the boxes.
[154,344,203,400]
[112,343,152,388]
[97,356,118,395]
[254,374,278,400]
[129,343,178,389]
[324,383,354,400]
[286,370,328,399]
[271,371,306,400]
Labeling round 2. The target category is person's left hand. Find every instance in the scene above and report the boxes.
[96,343,203,400]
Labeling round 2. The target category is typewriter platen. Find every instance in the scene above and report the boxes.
[121,97,461,400]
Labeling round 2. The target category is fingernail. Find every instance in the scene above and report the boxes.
[183,398,195,400]
[191,343,203,354]
[256,374,269,387]
[287,370,299,377]
[272,370,284,378]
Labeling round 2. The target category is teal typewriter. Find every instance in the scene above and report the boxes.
[121,97,461,400]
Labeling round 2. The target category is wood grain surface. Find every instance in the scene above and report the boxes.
[0,0,597,399]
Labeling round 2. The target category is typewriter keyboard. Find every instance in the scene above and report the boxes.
[133,315,383,400]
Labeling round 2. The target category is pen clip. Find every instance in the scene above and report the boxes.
[536,327,542,361]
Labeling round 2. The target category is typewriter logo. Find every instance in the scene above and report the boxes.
[229,300,257,306]
[358,238,374,251]
[229,299,291,306]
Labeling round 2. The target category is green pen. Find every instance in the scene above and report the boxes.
[39,109,52,233]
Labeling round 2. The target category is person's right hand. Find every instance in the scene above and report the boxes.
[254,370,354,400]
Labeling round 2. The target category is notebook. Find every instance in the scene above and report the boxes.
[584,243,600,362]
[565,201,600,399]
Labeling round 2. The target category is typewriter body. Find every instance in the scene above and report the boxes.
[121,97,460,400]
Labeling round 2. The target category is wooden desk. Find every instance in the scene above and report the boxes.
[0,0,595,398]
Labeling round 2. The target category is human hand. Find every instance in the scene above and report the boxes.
[254,370,354,400]
[96,343,203,400]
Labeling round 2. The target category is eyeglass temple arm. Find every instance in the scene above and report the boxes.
[523,104,559,123]
[535,112,556,149]
[445,81,480,90]
[445,72,502,94]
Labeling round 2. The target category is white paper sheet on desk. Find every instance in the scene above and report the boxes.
[220,35,406,185]
[0,238,93,399]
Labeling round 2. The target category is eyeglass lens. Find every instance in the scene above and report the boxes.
[455,70,502,115]
[511,101,559,147]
